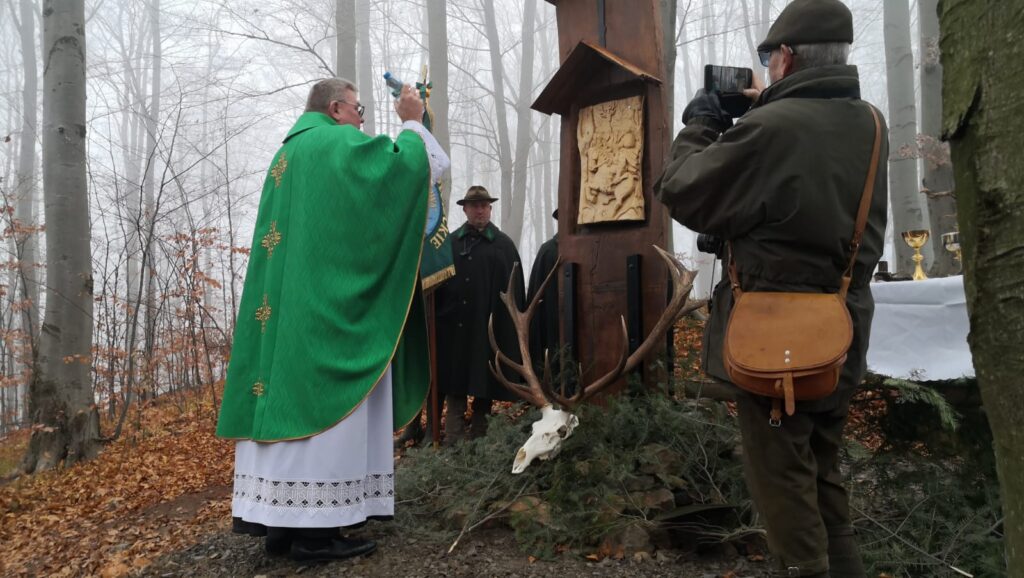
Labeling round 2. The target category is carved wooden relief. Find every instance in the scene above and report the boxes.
[577,95,645,224]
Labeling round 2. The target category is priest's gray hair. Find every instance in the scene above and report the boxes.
[791,42,850,71]
[305,78,358,113]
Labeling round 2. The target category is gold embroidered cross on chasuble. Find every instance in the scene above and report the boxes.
[261,221,282,259]
[270,153,288,187]
[255,294,272,333]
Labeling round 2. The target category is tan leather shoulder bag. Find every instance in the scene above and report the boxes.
[723,105,882,425]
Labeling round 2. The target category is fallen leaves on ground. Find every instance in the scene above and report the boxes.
[0,392,233,577]
[673,317,706,382]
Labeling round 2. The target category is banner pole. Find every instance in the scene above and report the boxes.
[428,292,441,448]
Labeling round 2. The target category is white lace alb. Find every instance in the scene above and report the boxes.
[233,472,395,509]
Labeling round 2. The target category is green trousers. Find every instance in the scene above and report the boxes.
[735,389,866,578]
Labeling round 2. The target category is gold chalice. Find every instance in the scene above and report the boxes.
[942,231,962,273]
[901,229,930,280]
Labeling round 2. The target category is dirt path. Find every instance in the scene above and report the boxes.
[134,522,771,577]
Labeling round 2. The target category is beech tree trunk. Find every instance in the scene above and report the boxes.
[336,0,356,80]
[14,0,41,421]
[660,0,677,127]
[356,0,376,134]
[941,3,1024,574]
[141,0,161,398]
[427,0,450,205]
[884,0,930,275]
[538,15,555,239]
[480,0,515,238]
[23,0,99,474]
[918,0,959,276]
[509,0,537,247]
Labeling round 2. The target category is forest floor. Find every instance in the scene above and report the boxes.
[0,319,890,578]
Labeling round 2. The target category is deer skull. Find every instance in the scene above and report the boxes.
[489,246,697,475]
[512,404,579,474]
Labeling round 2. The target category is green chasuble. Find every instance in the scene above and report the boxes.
[216,112,431,441]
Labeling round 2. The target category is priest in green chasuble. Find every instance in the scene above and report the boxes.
[217,78,450,562]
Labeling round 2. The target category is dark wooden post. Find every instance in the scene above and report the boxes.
[428,293,440,447]
[534,0,672,396]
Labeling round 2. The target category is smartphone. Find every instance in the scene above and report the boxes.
[703,64,754,117]
[704,65,753,95]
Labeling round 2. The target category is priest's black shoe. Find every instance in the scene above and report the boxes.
[290,534,377,562]
[264,527,292,556]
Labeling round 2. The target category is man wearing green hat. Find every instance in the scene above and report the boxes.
[656,1,887,576]
[434,185,523,442]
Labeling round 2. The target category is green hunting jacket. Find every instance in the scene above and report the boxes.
[655,64,889,411]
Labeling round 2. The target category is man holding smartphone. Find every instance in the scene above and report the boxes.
[655,1,887,576]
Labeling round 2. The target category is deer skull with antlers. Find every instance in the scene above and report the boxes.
[488,246,698,473]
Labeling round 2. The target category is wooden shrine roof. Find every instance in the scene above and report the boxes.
[532,41,662,116]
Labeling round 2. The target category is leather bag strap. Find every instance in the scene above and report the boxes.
[840,105,883,299]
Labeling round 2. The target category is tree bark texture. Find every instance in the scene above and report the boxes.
[918,0,959,276]
[25,0,99,473]
[884,0,931,275]
[941,1,1024,574]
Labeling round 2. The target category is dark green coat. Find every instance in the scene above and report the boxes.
[527,234,560,370]
[436,222,524,401]
[655,65,888,410]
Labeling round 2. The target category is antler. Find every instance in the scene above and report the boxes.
[488,246,698,410]
[486,256,562,408]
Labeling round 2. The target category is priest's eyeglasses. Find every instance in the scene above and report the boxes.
[337,99,366,118]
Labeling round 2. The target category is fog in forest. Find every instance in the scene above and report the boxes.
[0,0,935,428]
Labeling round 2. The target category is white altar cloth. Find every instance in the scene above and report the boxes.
[866,275,975,381]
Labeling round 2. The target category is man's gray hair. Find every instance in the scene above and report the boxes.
[790,42,850,70]
[305,78,358,113]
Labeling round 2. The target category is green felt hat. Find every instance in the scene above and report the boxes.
[758,0,853,52]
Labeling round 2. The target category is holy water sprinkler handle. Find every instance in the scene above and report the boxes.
[383,72,404,98]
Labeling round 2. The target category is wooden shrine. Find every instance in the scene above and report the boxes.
[533,0,673,392]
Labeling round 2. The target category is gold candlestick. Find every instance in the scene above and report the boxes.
[901,229,930,280]
[942,231,962,273]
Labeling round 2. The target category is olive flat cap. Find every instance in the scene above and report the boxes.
[757,0,853,51]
